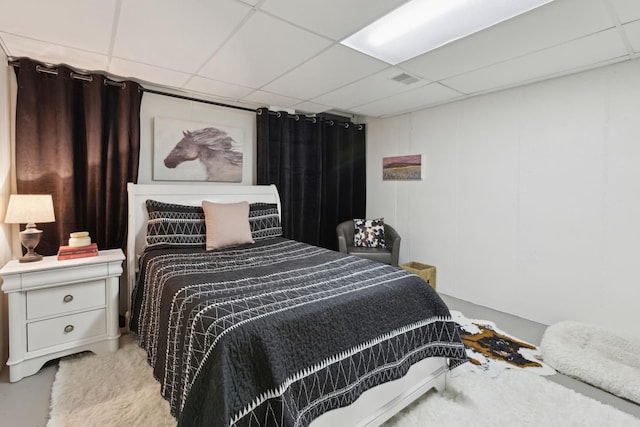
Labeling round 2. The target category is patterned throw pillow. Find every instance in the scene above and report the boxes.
[353,218,386,248]
[249,203,283,240]
[145,200,282,248]
[145,200,206,248]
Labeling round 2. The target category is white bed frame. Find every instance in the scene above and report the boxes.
[126,182,448,427]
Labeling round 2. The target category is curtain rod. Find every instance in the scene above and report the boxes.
[141,87,255,112]
[8,58,254,110]
[10,59,127,88]
[258,108,363,129]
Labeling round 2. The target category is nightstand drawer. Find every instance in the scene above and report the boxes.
[27,309,106,351]
[22,263,109,287]
[26,281,105,320]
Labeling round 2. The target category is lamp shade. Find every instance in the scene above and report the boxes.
[4,194,56,224]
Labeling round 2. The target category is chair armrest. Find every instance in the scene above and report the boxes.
[338,235,348,253]
[385,225,401,267]
[336,220,354,254]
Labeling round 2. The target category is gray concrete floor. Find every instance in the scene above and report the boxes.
[0,294,638,426]
[0,359,56,427]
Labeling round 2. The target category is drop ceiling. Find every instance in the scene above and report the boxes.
[0,0,638,118]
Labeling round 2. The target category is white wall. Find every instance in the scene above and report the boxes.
[0,52,13,365]
[366,59,640,337]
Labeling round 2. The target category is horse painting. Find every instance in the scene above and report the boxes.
[163,127,243,182]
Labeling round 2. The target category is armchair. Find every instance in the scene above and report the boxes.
[336,220,401,266]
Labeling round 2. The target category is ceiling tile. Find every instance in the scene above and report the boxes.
[313,67,432,110]
[352,83,462,117]
[442,29,630,94]
[260,0,408,40]
[608,0,640,23]
[262,45,389,100]
[0,0,117,53]
[241,90,301,108]
[401,0,614,81]
[624,20,640,52]
[113,0,251,73]
[0,33,109,71]
[109,58,190,87]
[198,11,332,88]
[184,76,255,100]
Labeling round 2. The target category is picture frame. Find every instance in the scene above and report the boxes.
[153,117,245,182]
[383,154,422,180]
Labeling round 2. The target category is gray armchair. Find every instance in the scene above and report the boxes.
[336,220,401,266]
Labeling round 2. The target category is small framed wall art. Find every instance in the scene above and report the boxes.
[382,154,422,180]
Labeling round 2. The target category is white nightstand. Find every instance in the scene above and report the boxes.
[0,249,125,382]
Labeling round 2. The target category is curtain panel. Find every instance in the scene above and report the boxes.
[256,108,366,250]
[14,58,142,255]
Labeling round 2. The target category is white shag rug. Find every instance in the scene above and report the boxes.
[47,335,175,427]
[541,320,640,405]
[48,334,640,427]
[386,367,640,427]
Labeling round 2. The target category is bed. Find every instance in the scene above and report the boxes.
[126,183,467,427]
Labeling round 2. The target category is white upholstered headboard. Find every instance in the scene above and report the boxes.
[125,182,281,322]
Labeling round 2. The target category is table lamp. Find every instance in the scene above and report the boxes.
[4,194,56,262]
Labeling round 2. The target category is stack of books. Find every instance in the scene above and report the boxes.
[57,243,98,261]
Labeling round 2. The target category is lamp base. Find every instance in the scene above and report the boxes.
[19,227,44,263]
[19,252,44,263]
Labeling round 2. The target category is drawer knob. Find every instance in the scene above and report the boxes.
[64,325,74,333]
[63,294,74,303]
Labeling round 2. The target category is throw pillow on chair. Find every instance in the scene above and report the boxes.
[354,218,386,248]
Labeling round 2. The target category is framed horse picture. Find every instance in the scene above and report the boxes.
[153,117,244,182]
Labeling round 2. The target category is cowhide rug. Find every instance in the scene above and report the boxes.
[450,310,556,376]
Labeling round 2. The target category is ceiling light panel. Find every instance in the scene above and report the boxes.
[341,0,555,65]
[260,0,408,40]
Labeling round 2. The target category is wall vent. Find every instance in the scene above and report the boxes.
[391,73,420,85]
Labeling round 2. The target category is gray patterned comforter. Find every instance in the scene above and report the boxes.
[130,237,466,427]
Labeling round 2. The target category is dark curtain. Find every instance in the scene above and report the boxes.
[257,108,366,250]
[14,58,142,255]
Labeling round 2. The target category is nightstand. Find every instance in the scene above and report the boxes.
[0,249,125,382]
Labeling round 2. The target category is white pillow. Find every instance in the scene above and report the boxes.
[202,200,254,250]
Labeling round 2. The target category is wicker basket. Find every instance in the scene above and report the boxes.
[400,261,436,289]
